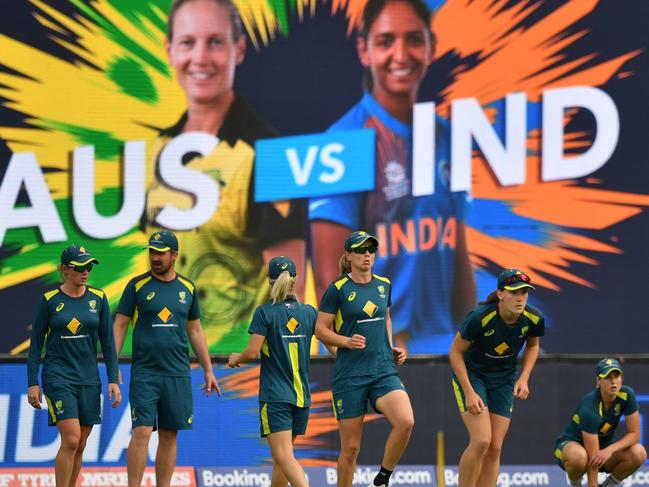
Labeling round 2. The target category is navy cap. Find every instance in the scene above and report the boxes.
[61,244,100,266]
[344,230,379,252]
[268,256,296,279]
[597,358,623,378]
[147,230,178,252]
[497,269,535,291]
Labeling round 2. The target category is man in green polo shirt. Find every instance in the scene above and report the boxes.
[113,230,221,487]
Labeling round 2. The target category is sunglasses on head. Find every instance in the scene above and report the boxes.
[68,263,93,273]
[351,245,377,254]
[502,273,530,285]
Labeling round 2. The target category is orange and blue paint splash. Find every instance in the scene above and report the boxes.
[339,0,647,290]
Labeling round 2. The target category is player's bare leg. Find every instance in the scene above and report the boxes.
[458,411,491,487]
[156,428,178,487]
[128,426,153,487]
[476,414,510,487]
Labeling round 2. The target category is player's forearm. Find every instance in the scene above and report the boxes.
[385,311,394,348]
[27,314,47,387]
[449,349,474,395]
[26,345,43,387]
[584,441,600,487]
[112,315,130,355]
[99,335,119,383]
[518,342,539,380]
[610,432,640,453]
[236,346,259,364]
[188,329,212,373]
[27,329,44,386]
[99,308,119,383]
[315,326,348,349]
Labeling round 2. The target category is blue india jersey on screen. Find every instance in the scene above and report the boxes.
[309,93,468,353]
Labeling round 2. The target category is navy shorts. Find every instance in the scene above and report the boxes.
[259,402,310,437]
[43,382,101,426]
[332,374,405,420]
[129,374,193,430]
[451,372,515,418]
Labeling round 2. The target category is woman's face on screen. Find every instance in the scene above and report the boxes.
[358,0,434,104]
[167,0,244,107]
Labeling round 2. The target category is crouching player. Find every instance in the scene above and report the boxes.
[554,358,646,487]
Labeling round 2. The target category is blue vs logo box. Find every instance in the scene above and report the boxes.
[254,129,376,202]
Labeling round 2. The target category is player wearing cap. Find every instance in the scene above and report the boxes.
[113,230,221,487]
[554,358,646,487]
[228,256,317,487]
[315,231,413,487]
[27,244,121,487]
[449,269,545,487]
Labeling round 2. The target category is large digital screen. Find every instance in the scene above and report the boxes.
[1,0,647,355]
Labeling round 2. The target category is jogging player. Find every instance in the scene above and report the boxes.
[315,230,413,487]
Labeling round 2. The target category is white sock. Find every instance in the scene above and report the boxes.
[601,474,622,486]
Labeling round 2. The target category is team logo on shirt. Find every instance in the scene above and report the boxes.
[88,299,97,313]
[519,325,529,338]
[377,285,386,298]
[187,415,193,424]
[484,329,495,337]
[55,400,64,415]
[179,291,187,304]
[614,404,621,416]
[347,292,356,302]
[286,317,300,333]
[66,318,82,334]
[56,303,64,312]
[362,300,378,317]
[146,291,155,301]
[494,342,510,355]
